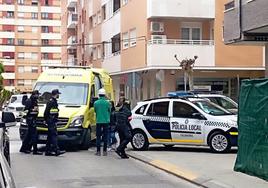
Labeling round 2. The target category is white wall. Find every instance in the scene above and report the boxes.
[147,44,215,68]
[41,47,61,53]
[0,32,15,38]
[102,55,121,74]
[41,33,61,40]
[147,0,215,19]
[0,46,15,52]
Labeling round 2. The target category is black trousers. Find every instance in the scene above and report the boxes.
[20,118,38,152]
[46,120,59,153]
[117,126,132,154]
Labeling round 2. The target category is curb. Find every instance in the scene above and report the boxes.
[128,151,232,188]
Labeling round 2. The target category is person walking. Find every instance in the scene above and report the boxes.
[20,90,42,155]
[114,98,132,159]
[94,88,111,156]
[44,89,65,156]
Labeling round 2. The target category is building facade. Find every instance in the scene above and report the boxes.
[0,0,62,92]
[62,0,265,104]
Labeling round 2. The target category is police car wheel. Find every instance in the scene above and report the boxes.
[131,130,149,151]
[209,132,231,153]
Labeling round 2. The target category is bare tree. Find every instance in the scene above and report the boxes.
[174,55,198,91]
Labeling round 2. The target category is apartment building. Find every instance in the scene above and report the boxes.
[0,0,62,92]
[62,0,265,103]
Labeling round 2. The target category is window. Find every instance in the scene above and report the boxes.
[18,66,24,73]
[181,27,201,43]
[3,25,14,32]
[32,27,38,33]
[92,15,97,27]
[32,0,38,6]
[173,102,198,118]
[45,0,49,6]
[17,26,24,32]
[31,53,38,60]
[192,100,232,116]
[32,66,38,73]
[122,32,129,49]
[24,52,31,59]
[24,80,32,86]
[42,39,49,45]
[24,66,31,72]
[32,12,38,19]
[18,80,24,86]
[113,0,120,13]
[41,26,49,33]
[122,0,128,5]
[41,12,49,19]
[97,11,101,24]
[102,5,106,21]
[92,47,97,60]
[97,45,101,59]
[32,40,38,45]
[42,53,49,60]
[135,104,148,115]
[147,102,169,117]
[130,28,137,47]
[112,33,121,53]
[18,52,24,59]
[17,0,24,5]
[7,11,14,18]
[18,39,24,45]
[7,38,14,45]
[17,12,24,18]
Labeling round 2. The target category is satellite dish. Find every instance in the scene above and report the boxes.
[156,70,165,82]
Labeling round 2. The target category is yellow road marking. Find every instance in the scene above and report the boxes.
[150,160,198,181]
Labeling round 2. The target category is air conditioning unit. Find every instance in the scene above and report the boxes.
[151,35,167,44]
[151,22,164,33]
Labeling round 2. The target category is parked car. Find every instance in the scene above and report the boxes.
[130,97,238,153]
[4,94,30,121]
[196,94,238,114]
[0,111,17,188]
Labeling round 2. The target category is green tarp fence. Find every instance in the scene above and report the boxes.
[234,78,268,181]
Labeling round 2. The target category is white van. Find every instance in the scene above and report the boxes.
[130,97,238,153]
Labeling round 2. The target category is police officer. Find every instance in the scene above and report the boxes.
[114,98,132,159]
[44,89,65,156]
[20,90,42,155]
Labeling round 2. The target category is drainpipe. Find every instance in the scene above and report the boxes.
[238,0,242,41]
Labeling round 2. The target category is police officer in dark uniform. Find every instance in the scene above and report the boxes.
[114,98,132,159]
[20,90,42,155]
[44,89,65,156]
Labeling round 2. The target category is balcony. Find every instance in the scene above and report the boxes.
[147,39,215,68]
[67,0,77,8]
[102,54,121,74]
[67,36,77,49]
[67,13,78,29]
[147,0,215,19]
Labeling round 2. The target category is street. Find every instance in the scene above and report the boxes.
[9,126,198,188]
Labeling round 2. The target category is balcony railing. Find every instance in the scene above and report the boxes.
[67,36,77,49]
[148,39,214,46]
[67,0,77,8]
[67,13,78,28]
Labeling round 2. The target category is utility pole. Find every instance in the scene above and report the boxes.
[174,55,198,91]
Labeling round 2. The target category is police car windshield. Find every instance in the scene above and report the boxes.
[35,82,89,105]
[192,100,232,116]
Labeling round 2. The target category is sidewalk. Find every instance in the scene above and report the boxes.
[128,145,268,188]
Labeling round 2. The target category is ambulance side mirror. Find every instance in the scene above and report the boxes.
[192,113,207,120]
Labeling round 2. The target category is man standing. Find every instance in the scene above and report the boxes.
[44,89,65,156]
[94,88,111,156]
[20,90,42,155]
[115,98,132,159]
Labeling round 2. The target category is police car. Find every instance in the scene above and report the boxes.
[130,97,238,153]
